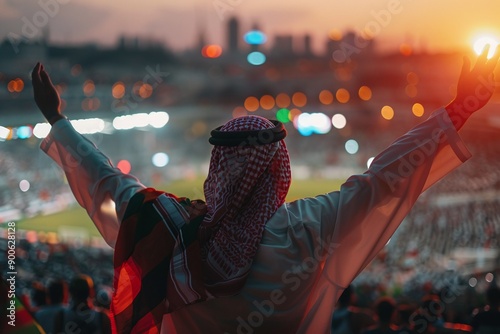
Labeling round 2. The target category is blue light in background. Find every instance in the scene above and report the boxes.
[17,126,32,139]
[244,31,267,45]
[247,52,266,66]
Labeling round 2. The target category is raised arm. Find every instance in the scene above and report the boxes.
[32,63,65,125]
[446,44,500,131]
[301,47,499,289]
[32,63,146,247]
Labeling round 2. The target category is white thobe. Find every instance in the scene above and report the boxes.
[41,108,471,334]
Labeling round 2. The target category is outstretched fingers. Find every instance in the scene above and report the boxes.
[485,44,500,73]
[32,62,42,88]
[479,44,490,64]
[40,65,54,87]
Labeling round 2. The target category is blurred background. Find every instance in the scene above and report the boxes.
[2,0,500,331]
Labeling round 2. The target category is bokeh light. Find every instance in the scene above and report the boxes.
[244,31,267,45]
[71,118,105,134]
[319,90,334,105]
[149,111,170,128]
[112,112,169,130]
[202,45,223,58]
[7,78,24,93]
[381,106,394,120]
[469,277,477,287]
[112,82,126,99]
[33,123,51,139]
[412,103,424,117]
[0,126,9,141]
[289,108,302,122]
[336,88,350,103]
[331,114,347,129]
[232,106,247,118]
[83,80,95,96]
[244,96,259,112]
[486,272,494,283]
[328,29,343,41]
[152,153,169,167]
[292,92,307,107]
[358,86,372,101]
[367,157,375,168]
[247,52,266,65]
[5,128,14,140]
[276,93,291,108]
[117,160,131,174]
[138,83,153,99]
[19,180,30,192]
[260,95,275,110]
[295,113,331,136]
[276,108,290,123]
[17,126,32,139]
[345,139,359,154]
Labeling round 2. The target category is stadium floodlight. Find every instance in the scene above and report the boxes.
[148,112,169,128]
[331,114,347,129]
[19,180,30,192]
[345,139,359,155]
[152,153,169,167]
[295,112,331,136]
[70,118,105,134]
[0,126,10,140]
[33,123,51,139]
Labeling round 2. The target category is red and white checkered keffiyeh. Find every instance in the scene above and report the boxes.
[201,115,291,294]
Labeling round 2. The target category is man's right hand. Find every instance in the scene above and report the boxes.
[445,45,500,131]
[32,62,64,125]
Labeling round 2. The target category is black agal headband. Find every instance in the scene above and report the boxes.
[209,120,287,147]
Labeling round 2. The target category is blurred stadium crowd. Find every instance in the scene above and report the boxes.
[1,233,499,333]
[1,130,500,332]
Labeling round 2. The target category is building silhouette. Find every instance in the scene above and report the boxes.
[227,17,239,53]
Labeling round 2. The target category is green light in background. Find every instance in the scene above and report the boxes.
[276,108,290,123]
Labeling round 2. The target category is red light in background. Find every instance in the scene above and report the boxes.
[117,160,131,174]
[202,45,223,58]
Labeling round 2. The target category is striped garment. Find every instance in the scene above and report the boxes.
[110,188,208,333]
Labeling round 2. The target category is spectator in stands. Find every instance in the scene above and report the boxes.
[471,285,500,334]
[35,279,67,333]
[332,285,375,334]
[94,286,112,326]
[54,275,111,334]
[32,46,499,333]
[396,304,416,334]
[29,281,47,313]
[409,294,449,334]
[362,297,399,334]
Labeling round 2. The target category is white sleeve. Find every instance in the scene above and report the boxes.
[309,107,471,288]
[40,119,146,248]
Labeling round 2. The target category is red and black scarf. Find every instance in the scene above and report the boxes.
[110,188,208,333]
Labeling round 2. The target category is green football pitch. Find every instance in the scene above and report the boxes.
[15,178,345,238]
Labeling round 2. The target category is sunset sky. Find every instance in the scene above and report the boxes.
[1,0,500,54]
